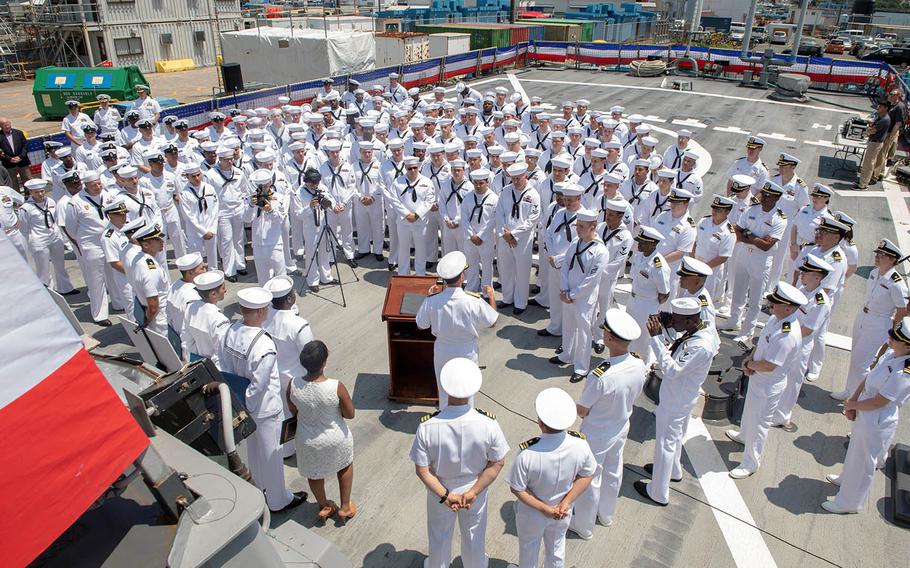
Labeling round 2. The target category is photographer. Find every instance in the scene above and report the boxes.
[855,100,891,190]
[249,169,289,285]
[295,168,334,292]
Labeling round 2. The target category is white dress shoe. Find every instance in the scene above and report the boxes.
[821,500,858,514]
[729,467,756,479]
[830,390,850,401]
[805,373,819,383]
[566,525,593,540]
[825,474,841,486]
[597,516,614,527]
[725,429,744,445]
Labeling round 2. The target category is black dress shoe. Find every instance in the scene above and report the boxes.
[60,289,80,296]
[537,328,555,337]
[633,480,667,506]
[555,346,563,355]
[548,355,567,365]
[273,491,308,513]
[528,298,543,308]
[513,307,525,315]
[497,301,512,309]
[225,275,238,283]
[492,281,502,290]
[374,253,384,262]
[644,463,681,482]
[569,372,585,383]
[530,284,541,295]
[349,258,358,268]
[593,343,605,355]
[309,285,319,293]
[354,252,369,260]
[95,319,113,327]
[237,269,248,276]
[425,261,435,272]
[388,263,398,272]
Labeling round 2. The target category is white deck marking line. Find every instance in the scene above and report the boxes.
[833,190,887,197]
[684,418,779,568]
[756,132,796,142]
[642,114,667,123]
[507,73,529,106]
[514,77,858,115]
[812,123,833,130]
[420,77,504,101]
[714,126,751,135]
[883,178,910,273]
[672,118,708,128]
[803,140,837,148]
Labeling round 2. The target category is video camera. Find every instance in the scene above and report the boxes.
[304,168,334,209]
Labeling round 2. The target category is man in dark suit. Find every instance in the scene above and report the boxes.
[0,117,30,191]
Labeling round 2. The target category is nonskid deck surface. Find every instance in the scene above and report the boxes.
[70,68,907,567]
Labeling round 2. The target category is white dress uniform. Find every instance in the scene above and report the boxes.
[557,236,608,376]
[646,321,718,503]
[792,204,828,250]
[495,181,540,310]
[639,188,672,228]
[167,279,200,356]
[627,249,671,364]
[220,320,295,512]
[619,178,656,226]
[250,189,290,285]
[393,172,435,275]
[653,211,696,296]
[572,353,647,532]
[116,185,160,229]
[737,313,802,472]
[576,170,604,211]
[133,250,171,335]
[724,156,768,194]
[674,169,703,202]
[140,171,186,258]
[438,177,472,255]
[728,204,787,335]
[767,174,809,286]
[350,159,385,256]
[284,155,321,255]
[295,182,333,287]
[67,190,111,321]
[773,284,830,426]
[177,181,219,263]
[183,299,230,364]
[93,106,121,135]
[828,350,910,512]
[542,206,578,335]
[840,264,909,398]
[693,215,735,302]
[263,306,314,457]
[416,287,498,409]
[794,242,846,377]
[19,196,74,292]
[131,96,161,124]
[100,224,134,317]
[321,160,356,261]
[509,431,597,568]
[421,161,450,264]
[592,221,633,339]
[461,187,499,292]
[409,404,509,568]
[380,157,407,267]
[206,165,248,277]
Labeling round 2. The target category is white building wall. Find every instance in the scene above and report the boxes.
[701,0,752,22]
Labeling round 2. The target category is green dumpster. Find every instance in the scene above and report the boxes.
[32,65,151,119]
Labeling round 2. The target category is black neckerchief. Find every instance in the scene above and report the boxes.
[652,190,670,218]
[29,199,52,228]
[583,173,602,195]
[555,210,576,241]
[358,161,374,193]
[470,192,489,223]
[601,225,621,243]
[187,184,207,213]
[121,188,148,217]
[629,180,648,205]
[445,179,466,205]
[545,203,562,228]
[607,161,622,173]
[401,178,418,202]
[327,164,343,192]
[569,240,596,272]
[429,164,445,191]
[578,157,591,176]
[676,170,693,188]
[670,146,683,169]
[535,130,551,150]
[83,193,104,219]
[670,322,705,355]
[510,186,530,218]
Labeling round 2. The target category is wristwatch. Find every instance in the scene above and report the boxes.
[439,490,449,504]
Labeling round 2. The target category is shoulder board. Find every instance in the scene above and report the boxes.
[776,208,786,219]
[815,292,825,305]
[904,359,910,374]
[631,351,641,359]
[104,228,114,237]
[781,321,791,333]
[568,430,586,440]
[698,294,708,307]
[892,272,903,283]
[832,250,842,261]
[420,410,441,423]
[145,258,156,270]
[727,223,735,233]
[797,177,807,187]
[702,213,711,218]
[475,408,496,420]
[592,361,611,377]
[686,216,696,227]
[519,437,540,450]
[465,290,482,298]
[653,256,662,268]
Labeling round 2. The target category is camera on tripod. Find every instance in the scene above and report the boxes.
[254,186,274,209]
[304,168,334,209]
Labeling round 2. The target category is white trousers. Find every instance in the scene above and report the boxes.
[571,430,628,533]
[281,216,295,270]
[425,211,441,264]
[514,500,571,568]
[497,233,534,309]
[843,312,891,396]
[647,404,691,504]
[464,236,495,292]
[773,340,813,425]
[327,207,355,260]
[441,223,463,256]
[385,204,400,266]
[31,239,75,293]
[300,218,332,287]
[434,340,478,411]
[425,482,489,568]
[558,299,597,374]
[110,269,134,318]
[77,245,109,322]
[7,230,27,260]
[592,271,622,344]
[703,263,726,305]
[253,243,286,286]
[545,266,564,335]
[729,247,773,335]
[832,412,894,512]
[218,215,242,276]
[767,239,790,294]
[186,232,218,267]
[627,295,660,364]
[161,206,187,259]
[248,411,294,511]
[398,219,429,275]
[806,316,831,378]
[739,375,786,471]
[534,230,550,308]
[353,200,384,254]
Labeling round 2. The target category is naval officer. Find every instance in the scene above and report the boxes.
[626,226,671,364]
[636,297,718,506]
[410,358,509,568]
[166,252,205,358]
[726,282,806,479]
[508,388,596,567]
[591,197,633,355]
[131,223,171,335]
[822,317,910,514]
[220,287,308,513]
[416,251,498,410]
[181,270,229,366]
[570,309,647,537]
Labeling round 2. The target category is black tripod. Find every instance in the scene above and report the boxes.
[303,205,359,307]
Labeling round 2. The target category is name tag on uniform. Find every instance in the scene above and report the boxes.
[639,270,649,279]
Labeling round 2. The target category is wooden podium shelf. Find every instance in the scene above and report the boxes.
[381,275,438,404]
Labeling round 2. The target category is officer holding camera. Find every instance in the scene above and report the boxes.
[295,168,335,292]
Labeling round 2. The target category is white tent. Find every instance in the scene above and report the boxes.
[220,27,376,86]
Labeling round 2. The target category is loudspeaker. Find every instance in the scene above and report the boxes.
[853,0,875,16]
[222,62,244,94]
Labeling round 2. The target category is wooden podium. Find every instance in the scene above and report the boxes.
[381,275,438,404]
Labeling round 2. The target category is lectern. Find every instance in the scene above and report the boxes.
[381,275,438,404]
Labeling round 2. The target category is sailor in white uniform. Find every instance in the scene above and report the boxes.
[182,270,230,365]
[832,239,909,401]
[675,257,717,333]
[177,164,219,265]
[626,226,671,364]
[461,169,499,294]
[416,251,498,410]
[220,287,308,513]
[67,172,113,325]
[591,198,633,354]
[726,282,806,478]
[249,169,289,285]
[822,317,910,514]
[495,162,541,314]
[296,168,334,291]
[790,183,832,256]
[772,255,833,430]
[393,156,435,275]
[166,253,205,348]
[693,195,736,304]
[724,136,768,194]
[140,150,187,259]
[652,187,696,298]
[508,388,596,568]
[410,359,509,568]
[263,275,315,458]
[538,183,581,337]
[636,297,718,505]
[439,159,472,256]
[19,178,76,294]
[350,141,385,261]
[570,310,646,537]
[130,223,171,335]
[320,139,357,266]
[206,147,248,281]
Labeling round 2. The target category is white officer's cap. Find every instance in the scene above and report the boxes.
[766,281,808,307]
[678,256,713,278]
[535,387,577,431]
[729,174,755,191]
[437,251,468,280]
[799,253,834,275]
[602,308,641,341]
[635,225,664,244]
[440,357,482,398]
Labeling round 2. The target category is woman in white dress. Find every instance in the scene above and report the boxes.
[288,340,356,522]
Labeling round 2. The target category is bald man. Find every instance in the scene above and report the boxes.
[0,117,30,191]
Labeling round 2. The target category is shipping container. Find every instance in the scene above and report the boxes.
[33,66,150,119]
[454,22,530,45]
[516,21,582,43]
[428,32,472,58]
[415,23,510,50]
[522,18,596,42]
[512,23,546,43]
[374,32,431,66]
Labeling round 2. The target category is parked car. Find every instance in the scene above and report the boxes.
[770,30,788,45]
[861,47,910,66]
[786,37,823,57]
[730,24,746,44]
[825,38,846,54]
[836,36,853,50]
[752,26,768,43]
[850,37,876,56]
